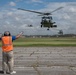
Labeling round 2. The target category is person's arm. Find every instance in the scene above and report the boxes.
[16,31,23,39]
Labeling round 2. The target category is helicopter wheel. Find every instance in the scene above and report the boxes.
[53,25,57,27]
[41,25,42,27]
[47,28,49,30]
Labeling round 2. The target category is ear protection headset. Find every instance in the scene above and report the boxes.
[4,31,11,36]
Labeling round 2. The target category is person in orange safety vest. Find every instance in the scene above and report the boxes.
[0,31,23,74]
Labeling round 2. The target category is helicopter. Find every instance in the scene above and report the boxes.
[28,24,33,27]
[18,7,63,30]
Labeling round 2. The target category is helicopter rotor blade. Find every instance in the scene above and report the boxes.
[50,7,63,14]
[18,7,63,16]
[37,14,46,16]
[18,8,43,15]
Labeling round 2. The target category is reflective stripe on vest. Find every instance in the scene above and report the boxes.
[2,44,12,46]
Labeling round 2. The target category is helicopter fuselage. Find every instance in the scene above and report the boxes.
[41,16,57,29]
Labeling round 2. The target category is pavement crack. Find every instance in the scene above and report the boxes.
[30,51,34,56]
[33,66,41,75]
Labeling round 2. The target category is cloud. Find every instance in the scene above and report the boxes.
[16,0,23,2]
[0,2,76,35]
[7,12,13,16]
[31,0,43,3]
[15,17,20,21]
[26,0,43,4]
[9,2,16,6]
[5,21,10,25]
[69,7,76,12]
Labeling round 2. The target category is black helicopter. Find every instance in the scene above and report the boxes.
[18,7,63,30]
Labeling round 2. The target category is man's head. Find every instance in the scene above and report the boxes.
[4,31,11,36]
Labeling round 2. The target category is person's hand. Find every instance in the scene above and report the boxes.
[20,31,24,35]
[16,31,24,39]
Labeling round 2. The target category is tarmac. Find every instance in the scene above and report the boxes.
[0,47,76,75]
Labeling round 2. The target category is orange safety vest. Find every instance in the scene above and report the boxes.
[2,36,13,52]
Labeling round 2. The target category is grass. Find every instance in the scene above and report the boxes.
[0,37,76,47]
[13,37,76,47]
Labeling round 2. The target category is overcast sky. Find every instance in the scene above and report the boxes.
[0,0,76,35]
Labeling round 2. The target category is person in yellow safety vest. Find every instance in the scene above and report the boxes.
[0,31,23,74]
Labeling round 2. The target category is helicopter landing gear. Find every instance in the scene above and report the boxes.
[47,28,49,30]
[41,25,43,27]
[53,25,57,27]
[51,25,57,28]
